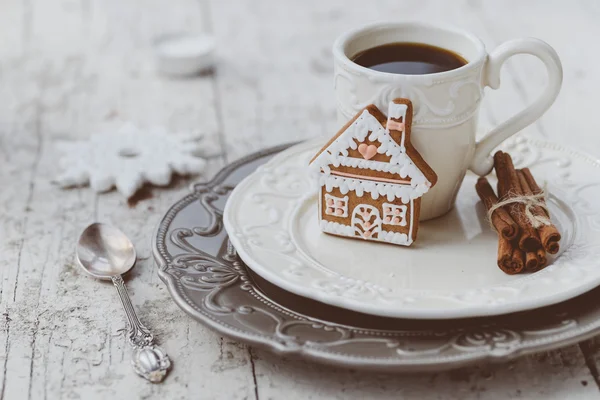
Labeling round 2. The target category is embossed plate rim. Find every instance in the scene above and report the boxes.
[223,138,600,319]
[154,140,600,372]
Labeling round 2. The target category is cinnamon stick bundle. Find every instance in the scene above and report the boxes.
[481,152,559,275]
[475,177,519,240]
[493,151,542,252]
[519,168,561,254]
[498,236,525,274]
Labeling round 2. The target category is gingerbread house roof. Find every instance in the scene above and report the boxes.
[309,99,438,203]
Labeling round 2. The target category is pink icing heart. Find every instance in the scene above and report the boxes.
[363,231,372,238]
[358,143,378,160]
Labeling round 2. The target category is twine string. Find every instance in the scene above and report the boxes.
[487,189,551,229]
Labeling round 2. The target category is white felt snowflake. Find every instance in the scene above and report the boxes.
[55,123,213,198]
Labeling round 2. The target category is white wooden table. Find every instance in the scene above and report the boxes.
[2,0,600,398]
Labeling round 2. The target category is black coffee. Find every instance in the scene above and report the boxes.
[352,42,467,75]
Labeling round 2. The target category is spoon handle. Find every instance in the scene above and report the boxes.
[111,275,171,383]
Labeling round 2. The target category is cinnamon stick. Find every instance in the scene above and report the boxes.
[493,150,511,196]
[498,236,525,275]
[525,248,548,272]
[525,251,539,271]
[536,247,547,270]
[520,168,561,254]
[493,151,542,252]
[475,177,519,240]
[512,246,525,274]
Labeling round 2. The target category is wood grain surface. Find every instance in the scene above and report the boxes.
[1,0,599,399]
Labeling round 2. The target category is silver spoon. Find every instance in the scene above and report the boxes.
[76,223,171,383]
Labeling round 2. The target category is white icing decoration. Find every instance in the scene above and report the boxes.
[387,102,407,148]
[310,110,408,175]
[382,203,408,227]
[351,204,382,240]
[387,102,407,119]
[335,156,414,176]
[320,174,429,203]
[320,220,355,237]
[379,230,411,245]
[310,103,431,200]
[324,194,348,217]
[320,220,411,246]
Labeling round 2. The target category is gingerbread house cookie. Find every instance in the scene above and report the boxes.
[309,98,437,246]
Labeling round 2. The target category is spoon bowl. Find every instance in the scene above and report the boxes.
[77,223,137,279]
[75,222,171,382]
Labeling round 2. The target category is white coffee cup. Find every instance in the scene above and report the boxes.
[333,22,562,220]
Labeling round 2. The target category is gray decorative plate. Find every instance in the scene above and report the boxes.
[153,143,600,372]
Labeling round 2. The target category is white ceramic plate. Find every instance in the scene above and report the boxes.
[224,137,600,319]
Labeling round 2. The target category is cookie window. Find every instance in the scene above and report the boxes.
[325,194,348,217]
[382,203,407,226]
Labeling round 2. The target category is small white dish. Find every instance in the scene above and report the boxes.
[154,33,215,77]
[224,137,600,319]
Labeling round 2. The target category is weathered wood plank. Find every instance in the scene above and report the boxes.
[0,0,254,399]
[1,0,599,399]
[579,338,600,391]
[250,345,595,400]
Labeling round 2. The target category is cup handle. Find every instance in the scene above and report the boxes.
[469,38,563,176]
